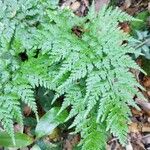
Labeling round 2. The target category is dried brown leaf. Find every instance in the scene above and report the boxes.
[82,0,89,7]
[95,0,110,12]
[129,123,140,133]
[23,105,31,116]
[143,76,150,88]
[119,22,131,33]
[136,99,150,117]
[70,1,81,11]
[147,90,150,97]
[142,134,150,145]
[126,142,133,150]
[123,0,131,9]
[129,122,150,133]
[131,108,143,117]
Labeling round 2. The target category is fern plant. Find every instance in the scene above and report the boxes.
[132,30,150,59]
[0,0,144,149]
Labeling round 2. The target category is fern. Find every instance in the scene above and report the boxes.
[0,0,144,149]
[0,0,52,143]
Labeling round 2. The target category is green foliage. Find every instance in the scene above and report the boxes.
[0,132,33,148]
[36,139,61,150]
[35,107,68,138]
[0,0,55,144]
[131,10,149,31]
[141,57,150,75]
[0,0,144,149]
[131,31,150,59]
[130,11,150,60]
[37,87,54,112]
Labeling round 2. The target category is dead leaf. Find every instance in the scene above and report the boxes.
[14,124,23,132]
[107,140,123,150]
[70,1,81,12]
[129,123,140,133]
[95,0,110,12]
[126,142,133,150]
[148,117,150,123]
[82,0,89,7]
[143,76,150,88]
[141,123,150,132]
[79,1,88,16]
[131,108,143,117]
[129,122,150,133]
[123,0,131,9]
[61,0,76,9]
[125,7,139,16]
[64,139,72,150]
[130,133,145,150]
[136,99,150,112]
[147,90,150,97]
[63,134,80,150]
[131,142,145,150]
[48,128,60,142]
[23,105,31,116]
[119,22,131,33]
[24,126,32,136]
[142,134,150,145]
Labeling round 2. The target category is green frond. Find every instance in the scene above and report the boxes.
[80,117,107,150]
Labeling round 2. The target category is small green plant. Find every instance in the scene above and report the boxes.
[0,0,144,149]
[132,30,150,59]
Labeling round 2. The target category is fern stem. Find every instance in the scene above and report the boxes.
[135,39,150,49]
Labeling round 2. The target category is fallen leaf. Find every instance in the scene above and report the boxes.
[141,123,150,132]
[82,0,89,7]
[63,134,80,150]
[142,134,150,145]
[136,99,150,112]
[143,76,150,88]
[23,105,31,116]
[147,90,150,97]
[61,0,76,9]
[119,22,131,33]
[130,133,145,150]
[125,7,139,16]
[148,117,150,123]
[95,0,110,12]
[124,0,131,9]
[126,141,133,150]
[107,138,123,150]
[129,122,150,133]
[70,1,81,12]
[14,124,23,133]
[131,108,143,116]
[129,123,140,133]
[80,1,88,16]
[48,128,60,142]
